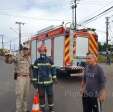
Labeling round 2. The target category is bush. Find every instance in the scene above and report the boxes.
[0,49,5,56]
[98,54,113,63]
[98,55,106,63]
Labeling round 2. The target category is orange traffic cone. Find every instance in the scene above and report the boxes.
[32,94,41,112]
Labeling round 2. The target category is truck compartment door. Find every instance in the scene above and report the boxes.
[54,36,64,67]
[76,37,88,57]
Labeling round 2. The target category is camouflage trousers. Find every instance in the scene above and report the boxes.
[16,76,30,112]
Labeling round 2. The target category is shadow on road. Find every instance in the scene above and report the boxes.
[58,76,82,84]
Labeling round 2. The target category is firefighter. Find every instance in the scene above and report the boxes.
[32,44,57,112]
[5,45,31,112]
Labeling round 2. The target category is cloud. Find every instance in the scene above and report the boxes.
[0,0,113,49]
[28,0,65,10]
[0,0,69,12]
[0,0,70,49]
[0,0,27,10]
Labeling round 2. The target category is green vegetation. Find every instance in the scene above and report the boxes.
[0,48,10,56]
[98,42,113,52]
[98,42,113,63]
[98,55,106,63]
[98,54,113,63]
[0,48,5,56]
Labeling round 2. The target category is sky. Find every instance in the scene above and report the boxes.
[0,0,113,50]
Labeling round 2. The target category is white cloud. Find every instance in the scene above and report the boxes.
[0,0,113,49]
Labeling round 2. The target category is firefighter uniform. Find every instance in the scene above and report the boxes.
[32,47,57,112]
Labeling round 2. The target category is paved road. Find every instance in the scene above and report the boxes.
[0,57,33,112]
[0,57,113,112]
[0,57,16,112]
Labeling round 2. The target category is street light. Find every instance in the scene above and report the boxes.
[15,22,25,52]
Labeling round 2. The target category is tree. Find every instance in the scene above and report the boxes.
[0,48,4,56]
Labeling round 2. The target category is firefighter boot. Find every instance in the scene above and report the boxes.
[40,107,46,112]
[48,93,55,112]
[49,105,55,112]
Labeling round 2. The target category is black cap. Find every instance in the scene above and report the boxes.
[22,47,29,50]
[22,44,29,50]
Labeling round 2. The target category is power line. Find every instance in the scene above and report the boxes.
[80,5,113,25]
[79,1,113,23]
[9,27,18,34]
[77,23,106,34]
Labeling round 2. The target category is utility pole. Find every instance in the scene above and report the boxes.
[106,17,110,64]
[106,17,109,52]
[71,0,77,31]
[10,40,12,51]
[74,0,77,31]
[71,4,75,28]
[15,22,25,52]
[0,34,4,49]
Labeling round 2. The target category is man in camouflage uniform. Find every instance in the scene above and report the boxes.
[5,46,31,112]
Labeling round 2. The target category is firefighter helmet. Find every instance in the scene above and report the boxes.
[38,44,47,53]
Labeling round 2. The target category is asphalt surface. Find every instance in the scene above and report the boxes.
[0,57,16,112]
[0,56,113,112]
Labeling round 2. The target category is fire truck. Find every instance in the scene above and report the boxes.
[30,26,98,78]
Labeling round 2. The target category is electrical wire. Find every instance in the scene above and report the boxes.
[81,5,113,25]
[77,24,106,34]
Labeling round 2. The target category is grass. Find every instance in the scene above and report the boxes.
[98,54,113,63]
[98,55,106,63]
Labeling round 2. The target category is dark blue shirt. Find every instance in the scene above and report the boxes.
[83,64,106,97]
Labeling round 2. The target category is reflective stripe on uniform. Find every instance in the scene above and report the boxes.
[52,75,56,79]
[34,63,56,68]
[51,65,56,67]
[33,66,38,69]
[32,104,40,110]
[32,78,37,81]
[48,104,54,107]
[38,80,53,84]
[40,104,45,108]
[37,63,51,66]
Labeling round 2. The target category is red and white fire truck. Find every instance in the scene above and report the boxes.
[30,26,98,77]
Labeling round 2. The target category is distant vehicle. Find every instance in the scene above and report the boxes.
[28,26,98,78]
[99,51,106,55]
